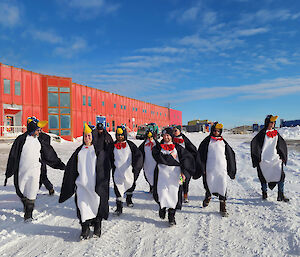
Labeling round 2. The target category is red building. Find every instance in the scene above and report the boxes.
[0,62,182,140]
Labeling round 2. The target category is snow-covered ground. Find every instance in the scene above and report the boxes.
[0,131,299,257]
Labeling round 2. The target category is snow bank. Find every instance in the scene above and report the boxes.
[278,126,300,140]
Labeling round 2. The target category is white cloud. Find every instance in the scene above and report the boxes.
[155,77,300,103]
[235,27,269,36]
[137,47,187,54]
[0,2,20,27]
[26,29,63,44]
[54,37,87,58]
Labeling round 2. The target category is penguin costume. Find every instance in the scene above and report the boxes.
[106,126,143,216]
[198,122,236,217]
[138,128,159,193]
[152,127,195,226]
[59,124,110,240]
[172,125,202,203]
[5,119,65,221]
[92,122,113,151]
[250,115,289,202]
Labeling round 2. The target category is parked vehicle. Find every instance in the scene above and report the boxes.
[136,123,160,139]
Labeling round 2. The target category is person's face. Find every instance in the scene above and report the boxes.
[34,128,41,137]
[268,121,275,130]
[84,133,93,145]
[98,129,104,134]
[117,133,125,142]
[163,133,172,143]
[212,129,221,137]
[173,128,181,137]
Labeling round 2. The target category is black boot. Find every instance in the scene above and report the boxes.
[168,208,176,226]
[277,191,289,202]
[93,219,102,238]
[126,194,134,207]
[262,191,268,200]
[24,199,35,222]
[49,188,55,196]
[80,222,90,240]
[220,200,228,217]
[114,200,123,216]
[203,196,211,207]
[159,207,166,219]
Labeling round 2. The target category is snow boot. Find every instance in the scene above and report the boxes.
[93,219,102,238]
[277,191,289,202]
[262,191,268,200]
[49,188,55,196]
[168,208,176,226]
[126,194,134,207]
[183,193,189,203]
[114,200,123,216]
[80,222,90,240]
[159,207,166,219]
[203,196,211,207]
[220,200,228,217]
[24,199,35,222]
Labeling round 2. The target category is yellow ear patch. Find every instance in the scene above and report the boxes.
[215,123,223,129]
[84,123,92,134]
[117,128,124,135]
[27,118,33,124]
[37,120,48,128]
[147,132,153,138]
[270,115,278,122]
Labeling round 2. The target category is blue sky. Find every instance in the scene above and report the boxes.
[1,0,300,128]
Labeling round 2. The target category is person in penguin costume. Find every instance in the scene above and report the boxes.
[5,118,65,222]
[198,122,236,217]
[251,115,289,202]
[59,123,111,240]
[138,127,159,193]
[152,127,195,226]
[92,122,113,151]
[172,125,202,203]
[106,126,143,216]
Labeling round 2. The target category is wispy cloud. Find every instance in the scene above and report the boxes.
[54,37,88,58]
[137,47,187,54]
[61,0,121,19]
[0,1,21,27]
[153,77,300,103]
[24,29,63,44]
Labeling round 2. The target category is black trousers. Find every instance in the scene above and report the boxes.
[39,164,53,191]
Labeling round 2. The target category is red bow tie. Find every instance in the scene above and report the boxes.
[161,144,175,151]
[211,136,223,141]
[266,130,278,138]
[115,142,127,149]
[174,137,184,144]
[145,141,154,150]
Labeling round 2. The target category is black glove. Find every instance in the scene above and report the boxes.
[4,178,7,186]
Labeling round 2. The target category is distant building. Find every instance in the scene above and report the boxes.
[280,119,300,127]
[0,62,182,140]
[186,119,213,132]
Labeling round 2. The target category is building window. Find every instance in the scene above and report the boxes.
[4,79,10,94]
[160,113,161,116]
[114,104,116,108]
[60,115,70,129]
[60,87,70,92]
[48,108,59,114]
[15,81,21,96]
[60,108,70,114]
[124,105,126,110]
[88,96,91,106]
[49,115,59,129]
[48,93,59,107]
[136,108,137,111]
[48,130,59,135]
[83,95,86,106]
[61,130,71,135]
[121,105,123,109]
[48,87,58,92]
[102,101,105,106]
[60,93,70,107]
[133,107,135,111]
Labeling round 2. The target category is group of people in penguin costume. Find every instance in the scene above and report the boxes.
[59,123,111,240]
[197,122,237,217]
[152,127,196,226]
[251,115,289,202]
[172,125,202,203]
[106,126,143,216]
[5,117,65,222]
[138,127,160,193]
